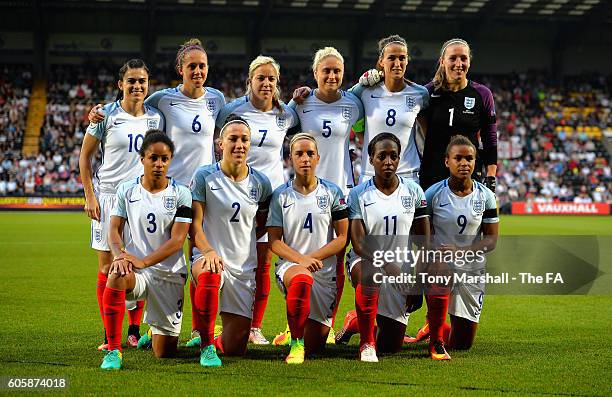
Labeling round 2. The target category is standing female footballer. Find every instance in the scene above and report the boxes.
[190,115,272,367]
[89,38,226,349]
[413,135,498,360]
[79,59,164,350]
[340,133,430,362]
[294,36,428,185]
[100,130,192,370]
[350,35,428,184]
[272,47,363,345]
[214,56,299,345]
[418,38,498,192]
[267,133,349,364]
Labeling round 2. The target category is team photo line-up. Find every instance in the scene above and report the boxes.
[79,34,499,370]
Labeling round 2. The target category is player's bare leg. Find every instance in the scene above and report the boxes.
[448,314,478,350]
[151,335,179,358]
[304,319,329,357]
[375,315,406,354]
[219,312,252,356]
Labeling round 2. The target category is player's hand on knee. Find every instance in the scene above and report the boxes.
[120,252,146,269]
[292,86,311,104]
[359,69,383,86]
[299,256,323,272]
[88,103,105,124]
[203,251,224,274]
[110,258,132,277]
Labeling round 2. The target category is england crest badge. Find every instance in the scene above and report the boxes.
[163,196,177,211]
[401,196,414,210]
[276,115,286,129]
[317,195,330,210]
[94,229,102,243]
[472,199,484,214]
[206,98,216,112]
[464,97,475,110]
[406,96,416,110]
[249,187,259,201]
[342,107,352,120]
[147,118,159,129]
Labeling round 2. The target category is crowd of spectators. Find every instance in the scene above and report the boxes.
[0,62,609,209]
[485,72,612,212]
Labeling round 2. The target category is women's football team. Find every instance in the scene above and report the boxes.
[81,34,499,370]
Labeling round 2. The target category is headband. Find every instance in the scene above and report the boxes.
[176,44,206,63]
[379,40,407,56]
[440,39,469,57]
[220,119,250,136]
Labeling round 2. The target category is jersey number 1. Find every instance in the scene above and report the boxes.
[448,108,454,127]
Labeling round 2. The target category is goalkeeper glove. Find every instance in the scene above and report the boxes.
[359,69,384,86]
[484,176,496,193]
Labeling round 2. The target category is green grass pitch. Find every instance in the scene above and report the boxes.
[0,213,611,396]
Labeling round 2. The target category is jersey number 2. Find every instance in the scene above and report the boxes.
[230,202,240,222]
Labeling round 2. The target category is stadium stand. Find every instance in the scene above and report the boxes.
[0,62,609,207]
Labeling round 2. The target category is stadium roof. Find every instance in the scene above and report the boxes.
[3,0,610,22]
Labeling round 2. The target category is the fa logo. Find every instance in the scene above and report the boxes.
[406,96,416,110]
[147,119,159,130]
[317,195,329,210]
[342,107,352,120]
[206,99,216,112]
[276,115,286,129]
[464,97,475,110]
[94,229,102,243]
[163,196,177,210]
[401,196,413,210]
[472,199,484,214]
[249,187,259,201]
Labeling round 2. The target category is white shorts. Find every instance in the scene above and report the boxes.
[448,270,485,323]
[190,249,256,319]
[275,262,336,328]
[219,267,256,319]
[257,232,268,243]
[90,192,116,251]
[345,251,411,326]
[127,269,186,337]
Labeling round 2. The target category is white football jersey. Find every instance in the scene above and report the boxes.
[216,96,299,190]
[86,101,164,193]
[348,176,428,236]
[146,85,225,186]
[111,177,192,280]
[289,90,364,195]
[267,178,348,279]
[425,179,498,248]
[350,82,429,179]
[191,163,272,275]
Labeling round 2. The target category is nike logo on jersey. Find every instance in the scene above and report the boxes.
[431,94,441,98]
[114,121,126,125]
[440,202,450,207]
[128,198,140,203]
[283,203,294,208]
[302,109,314,113]
[364,202,375,207]
[170,102,179,106]
[370,94,382,99]
[211,186,223,191]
